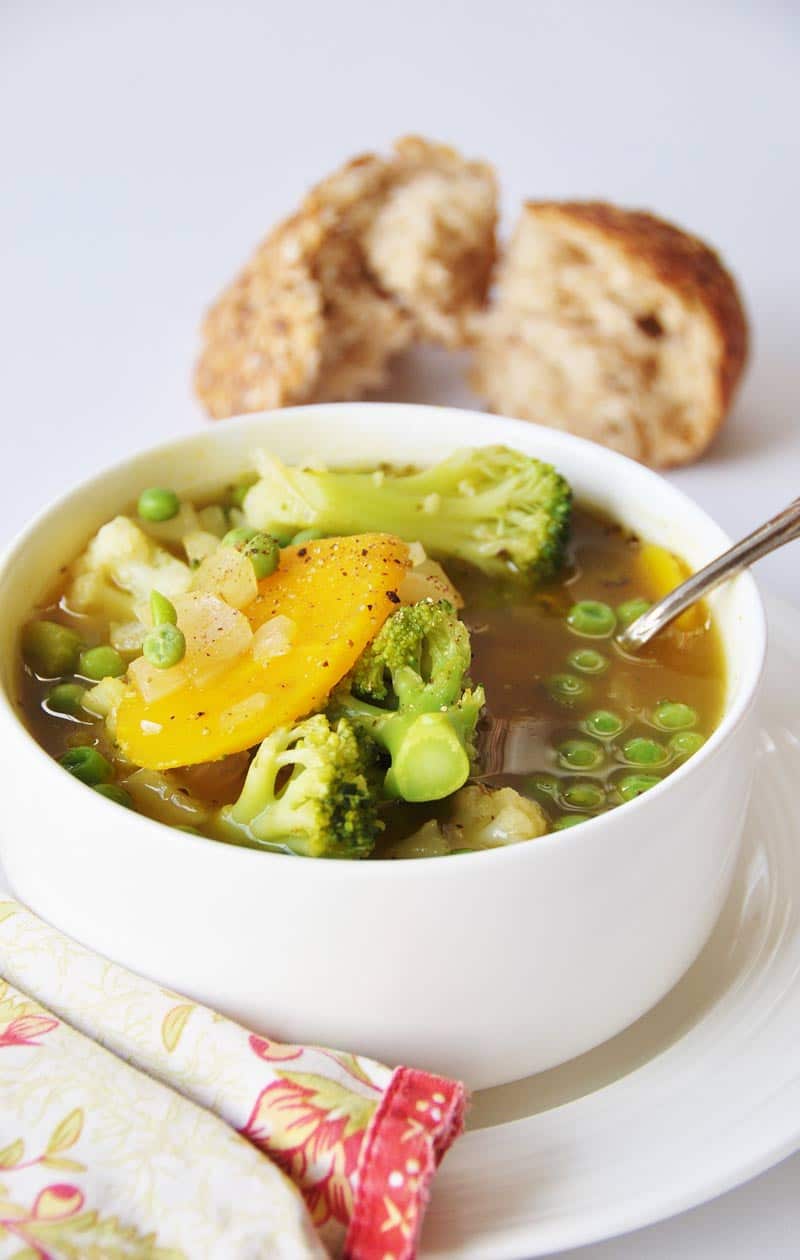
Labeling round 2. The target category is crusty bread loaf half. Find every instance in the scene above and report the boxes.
[195,137,497,419]
[470,202,748,467]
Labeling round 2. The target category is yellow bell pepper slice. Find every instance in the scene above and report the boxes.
[637,542,704,631]
[116,534,409,769]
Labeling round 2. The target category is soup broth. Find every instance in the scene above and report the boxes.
[17,499,725,858]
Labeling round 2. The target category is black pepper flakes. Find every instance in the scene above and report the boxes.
[386,590,400,604]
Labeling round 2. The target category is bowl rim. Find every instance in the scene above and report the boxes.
[0,401,768,878]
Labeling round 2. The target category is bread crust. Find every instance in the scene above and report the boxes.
[195,138,497,419]
[527,201,748,424]
[471,201,749,468]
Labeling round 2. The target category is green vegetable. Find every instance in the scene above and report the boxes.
[547,673,591,708]
[557,738,604,771]
[617,772,662,800]
[617,597,651,630]
[622,736,667,766]
[46,683,87,716]
[220,714,380,858]
[150,590,178,626]
[243,445,572,584]
[143,623,186,669]
[291,528,325,544]
[22,620,83,678]
[222,526,280,579]
[221,525,257,548]
[553,814,590,830]
[78,645,126,681]
[562,781,605,809]
[526,773,560,802]
[669,731,706,758]
[93,783,134,809]
[332,600,484,802]
[243,532,280,579]
[584,709,624,738]
[567,600,616,638]
[59,745,113,786]
[137,487,180,522]
[652,701,698,731]
[567,648,609,675]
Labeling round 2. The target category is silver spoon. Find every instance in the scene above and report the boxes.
[618,497,800,651]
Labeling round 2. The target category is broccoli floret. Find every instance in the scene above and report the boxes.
[243,445,572,583]
[331,600,485,803]
[217,714,380,859]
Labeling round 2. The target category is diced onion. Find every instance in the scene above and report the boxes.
[220,692,268,732]
[190,548,258,610]
[251,614,296,663]
[183,530,221,568]
[398,557,464,608]
[110,620,146,653]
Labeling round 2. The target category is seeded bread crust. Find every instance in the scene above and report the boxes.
[195,138,497,419]
[470,201,749,468]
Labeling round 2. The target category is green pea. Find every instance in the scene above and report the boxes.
[143,623,186,669]
[291,528,325,545]
[558,738,604,771]
[242,532,280,579]
[46,683,87,716]
[567,647,609,676]
[137,487,180,522]
[562,781,605,810]
[547,673,592,708]
[150,589,178,626]
[652,701,698,731]
[617,772,662,801]
[584,709,624,738]
[567,600,616,638]
[622,736,667,767]
[222,525,257,549]
[93,783,134,809]
[78,645,126,681]
[554,814,590,830]
[526,773,560,801]
[22,620,83,678]
[59,745,113,786]
[670,731,706,758]
[616,598,651,630]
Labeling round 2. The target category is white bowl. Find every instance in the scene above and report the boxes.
[0,404,766,1089]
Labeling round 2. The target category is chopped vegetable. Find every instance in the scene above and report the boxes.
[218,714,380,858]
[332,600,484,802]
[636,543,703,631]
[68,516,192,623]
[244,445,572,583]
[78,645,126,681]
[115,534,410,769]
[22,620,83,678]
[59,746,113,786]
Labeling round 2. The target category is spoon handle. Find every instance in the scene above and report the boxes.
[618,497,800,650]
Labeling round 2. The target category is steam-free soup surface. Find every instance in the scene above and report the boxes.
[19,505,725,856]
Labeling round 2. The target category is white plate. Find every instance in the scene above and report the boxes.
[421,592,800,1258]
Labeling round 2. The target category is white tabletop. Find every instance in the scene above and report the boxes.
[2,3,798,1256]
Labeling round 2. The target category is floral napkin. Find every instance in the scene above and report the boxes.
[0,899,466,1259]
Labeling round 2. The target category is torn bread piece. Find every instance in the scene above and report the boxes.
[470,201,748,468]
[195,138,497,419]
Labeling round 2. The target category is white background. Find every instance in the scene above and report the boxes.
[1,2,798,1256]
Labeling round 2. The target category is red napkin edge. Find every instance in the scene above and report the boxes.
[344,1066,468,1260]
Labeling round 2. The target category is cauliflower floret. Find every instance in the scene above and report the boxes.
[447,784,548,847]
[68,516,192,623]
